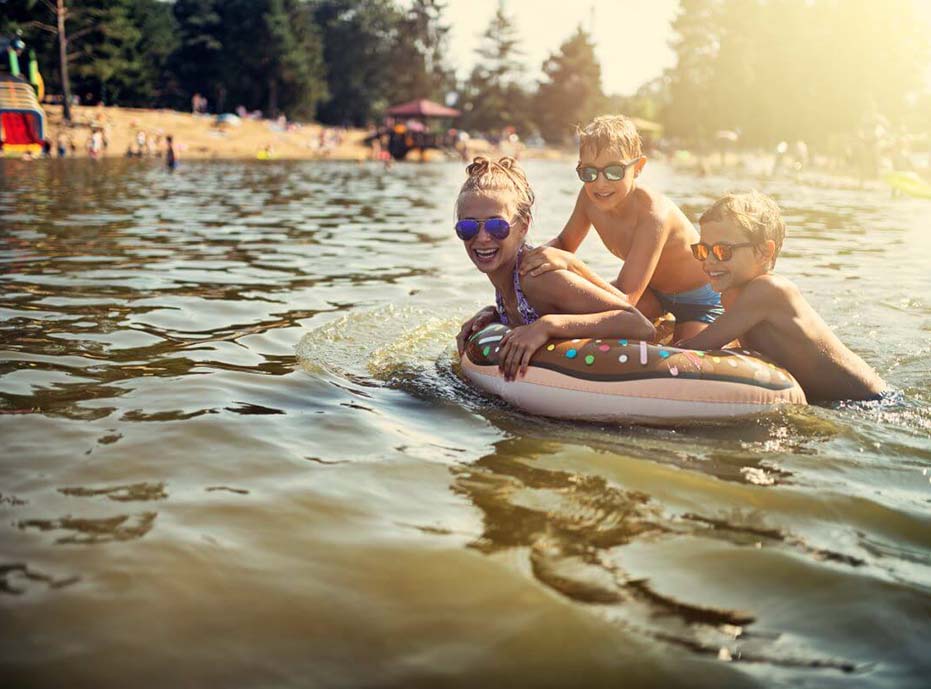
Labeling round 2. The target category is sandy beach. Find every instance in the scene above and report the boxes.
[38,104,569,163]
[41,104,373,160]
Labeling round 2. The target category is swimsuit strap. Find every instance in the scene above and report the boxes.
[495,244,540,326]
[495,290,509,326]
[513,244,540,325]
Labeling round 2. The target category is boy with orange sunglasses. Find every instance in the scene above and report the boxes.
[676,191,887,402]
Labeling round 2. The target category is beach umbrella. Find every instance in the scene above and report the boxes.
[385,99,460,118]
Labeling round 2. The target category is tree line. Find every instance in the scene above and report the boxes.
[2,0,929,148]
[0,0,606,144]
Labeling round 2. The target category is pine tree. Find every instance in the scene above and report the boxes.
[533,26,604,144]
[171,0,225,111]
[460,1,531,134]
[66,0,146,106]
[128,0,179,105]
[387,0,455,104]
[313,0,404,125]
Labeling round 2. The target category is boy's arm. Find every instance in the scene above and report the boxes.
[613,215,666,306]
[676,280,772,350]
[546,189,591,251]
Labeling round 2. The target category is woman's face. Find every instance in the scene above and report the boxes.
[457,192,527,274]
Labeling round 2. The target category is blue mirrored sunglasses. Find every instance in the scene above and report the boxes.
[455,217,512,241]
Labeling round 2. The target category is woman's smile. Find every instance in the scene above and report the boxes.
[471,246,500,264]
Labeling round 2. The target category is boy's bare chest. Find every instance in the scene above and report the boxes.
[588,210,637,258]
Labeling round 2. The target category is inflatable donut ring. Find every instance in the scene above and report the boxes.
[461,324,806,423]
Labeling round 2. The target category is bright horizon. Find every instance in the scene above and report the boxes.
[444,0,680,96]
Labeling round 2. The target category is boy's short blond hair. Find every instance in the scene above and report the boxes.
[578,115,643,160]
[700,191,786,267]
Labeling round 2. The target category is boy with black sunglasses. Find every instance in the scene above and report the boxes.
[518,114,723,341]
[676,191,887,402]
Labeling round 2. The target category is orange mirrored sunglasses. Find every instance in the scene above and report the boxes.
[690,241,757,261]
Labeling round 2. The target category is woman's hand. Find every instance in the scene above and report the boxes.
[497,318,551,381]
[519,246,579,278]
[457,305,498,355]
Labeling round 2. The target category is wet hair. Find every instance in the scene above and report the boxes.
[699,190,786,268]
[578,115,642,161]
[456,156,534,227]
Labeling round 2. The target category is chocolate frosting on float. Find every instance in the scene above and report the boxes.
[465,323,801,392]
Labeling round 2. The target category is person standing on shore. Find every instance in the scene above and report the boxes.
[166,135,177,171]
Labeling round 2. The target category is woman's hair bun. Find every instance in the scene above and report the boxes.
[466,156,491,177]
[496,156,517,170]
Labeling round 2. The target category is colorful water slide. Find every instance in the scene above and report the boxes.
[0,74,45,156]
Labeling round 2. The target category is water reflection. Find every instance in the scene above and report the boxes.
[451,436,863,672]
[2,158,929,687]
[19,512,157,545]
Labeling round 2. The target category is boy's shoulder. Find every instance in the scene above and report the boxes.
[754,273,798,294]
[736,273,800,306]
[630,185,665,214]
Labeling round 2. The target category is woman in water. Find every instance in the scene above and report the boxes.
[455,157,654,380]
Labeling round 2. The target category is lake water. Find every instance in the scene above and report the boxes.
[1,157,929,688]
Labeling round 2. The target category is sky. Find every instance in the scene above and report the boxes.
[443,0,681,96]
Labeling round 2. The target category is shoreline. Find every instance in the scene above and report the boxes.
[31,104,573,163]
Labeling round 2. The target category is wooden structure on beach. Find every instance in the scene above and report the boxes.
[375,98,461,160]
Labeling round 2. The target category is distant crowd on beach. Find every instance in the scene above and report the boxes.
[13,105,177,169]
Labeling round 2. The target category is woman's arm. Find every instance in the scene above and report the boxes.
[496,269,655,380]
[497,309,654,380]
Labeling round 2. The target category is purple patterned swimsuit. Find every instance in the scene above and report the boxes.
[495,244,541,326]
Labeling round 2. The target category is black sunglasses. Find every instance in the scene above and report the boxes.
[455,217,512,241]
[576,158,640,183]
[691,242,757,262]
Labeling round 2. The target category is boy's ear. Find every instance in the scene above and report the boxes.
[758,239,777,267]
[634,156,647,176]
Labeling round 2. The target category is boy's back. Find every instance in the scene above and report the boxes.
[723,275,886,401]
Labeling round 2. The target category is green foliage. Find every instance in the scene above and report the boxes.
[171,0,326,118]
[8,0,925,145]
[664,0,719,142]
[221,0,327,118]
[312,0,453,126]
[534,26,605,144]
[458,1,533,134]
[129,0,180,104]
[170,0,225,109]
[389,0,456,104]
[0,0,59,87]
[312,0,404,125]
